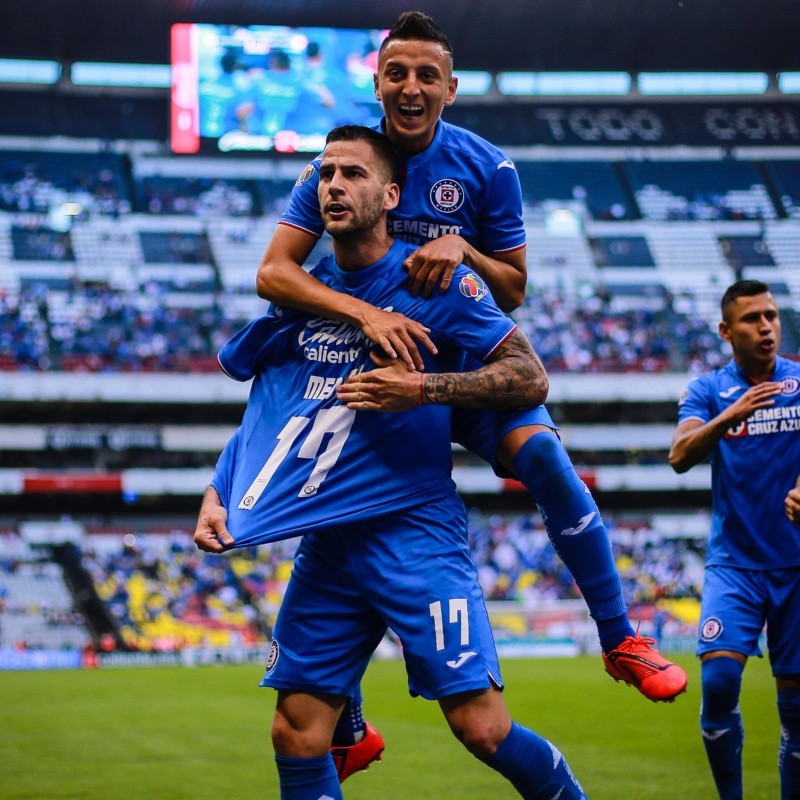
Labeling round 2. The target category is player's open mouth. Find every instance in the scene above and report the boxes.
[398,104,424,118]
[325,203,349,217]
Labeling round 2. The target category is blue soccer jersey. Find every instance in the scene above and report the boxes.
[280,118,554,466]
[213,239,517,547]
[282,118,525,256]
[678,355,800,569]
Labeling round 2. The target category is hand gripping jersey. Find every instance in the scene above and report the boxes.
[281,119,526,256]
[213,240,517,547]
[678,355,800,569]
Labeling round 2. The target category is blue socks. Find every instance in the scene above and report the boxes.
[778,686,800,800]
[512,433,634,652]
[701,657,745,800]
[482,722,587,799]
[275,754,342,800]
[332,695,366,746]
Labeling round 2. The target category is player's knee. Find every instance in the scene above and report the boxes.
[271,712,297,754]
[446,709,511,759]
[452,722,507,759]
[701,656,744,698]
[518,429,570,478]
[701,657,744,728]
[271,712,327,758]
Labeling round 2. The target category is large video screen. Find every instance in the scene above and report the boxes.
[171,23,387,154]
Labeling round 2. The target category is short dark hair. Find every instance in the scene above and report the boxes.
[378,11,453,62]
[325,125,400,184]
[721,279,771,316]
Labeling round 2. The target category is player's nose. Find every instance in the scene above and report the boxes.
[327,171,346,193]
[401,72,421,96]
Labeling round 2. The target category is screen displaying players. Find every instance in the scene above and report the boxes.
[171,23,386,154]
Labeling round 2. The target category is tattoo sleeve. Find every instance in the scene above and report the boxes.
[422,328,548,409]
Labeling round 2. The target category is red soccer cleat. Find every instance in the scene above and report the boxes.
[331,722,385,783]
[602,631,688,703]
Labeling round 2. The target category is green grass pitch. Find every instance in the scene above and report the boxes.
[0,653,780,799]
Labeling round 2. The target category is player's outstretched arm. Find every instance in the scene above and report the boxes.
[403,236,527,312]
[338,328,547,412]
[668,382,784,473]
[256,224,436,372]
[193,485,235,553]
[786,475,800,523]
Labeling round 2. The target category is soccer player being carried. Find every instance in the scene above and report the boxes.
[252,9,687,781]
[196,124,589,800]
[248,9,689,779]
[669,280,800,800]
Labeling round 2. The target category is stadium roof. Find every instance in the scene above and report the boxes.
[3,0,800,73]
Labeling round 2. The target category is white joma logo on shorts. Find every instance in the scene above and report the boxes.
[447,651,477,669]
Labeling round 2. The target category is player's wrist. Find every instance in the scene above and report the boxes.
[418,373,427,405]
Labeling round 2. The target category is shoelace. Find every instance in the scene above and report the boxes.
[616,631,657,653]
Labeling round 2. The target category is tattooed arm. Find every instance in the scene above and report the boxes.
[337,328,548,412]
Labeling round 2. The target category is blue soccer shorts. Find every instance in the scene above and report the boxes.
[260,494,504,700]
[697,564,800,676]
[451,405,558,477]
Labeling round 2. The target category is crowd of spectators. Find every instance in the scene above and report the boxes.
[1,510,704,652]
[0,155,132,218]
[0,282,252,372]
[79,531,276,650]
[136,177,257,218]
[467,509,703,607]
[512,284,729,374]
[0,278,731,374]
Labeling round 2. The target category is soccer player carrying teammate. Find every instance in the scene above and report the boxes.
[669,280,800,800]
[254,9,686,780]
[196,125,588,800]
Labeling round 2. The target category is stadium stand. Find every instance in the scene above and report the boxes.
[0,3,798,662]
[626,159,779,221]
[0,510,702,653]
[0,531,90,650]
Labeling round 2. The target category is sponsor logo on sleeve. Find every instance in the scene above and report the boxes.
[295,163,316,186]
[459,272,488,301]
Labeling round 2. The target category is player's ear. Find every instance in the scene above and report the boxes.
[374,73,381,102]
[444,75,458,107]
[385,181,400,211]
[719,320,731,343]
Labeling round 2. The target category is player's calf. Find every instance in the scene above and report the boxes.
[778,686,800,799]
[700,656,744,800]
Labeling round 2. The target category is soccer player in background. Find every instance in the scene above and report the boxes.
[196,125,588,800]
[669,280,800,800]
[254,9,687,780]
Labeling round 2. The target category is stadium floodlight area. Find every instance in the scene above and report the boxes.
[638,72,769,96]
[453,70,493,96]
[71,62,171,88]
[0,58,60,85]
[778,72,800,94]
[497,71,631,96]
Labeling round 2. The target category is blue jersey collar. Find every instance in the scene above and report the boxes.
[335,239,409,289]
[379,118,445,168]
